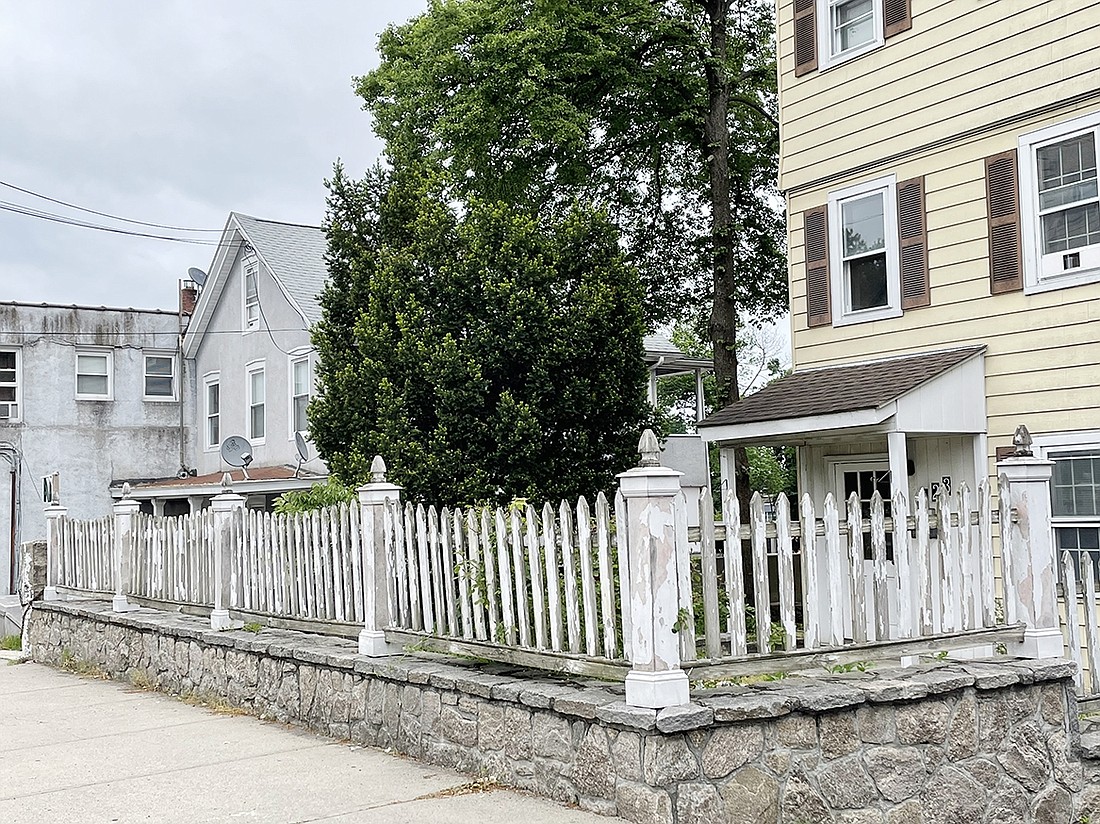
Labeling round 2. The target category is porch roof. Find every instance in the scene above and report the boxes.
[698,345,986,444]
[110,465,326,500]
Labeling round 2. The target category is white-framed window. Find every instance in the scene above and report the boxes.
[289,352,310,436]
[1033,432,1100,586]
[828,175,901,326]
[75,349,112,400]
[143,352,176,400]
[818,0,883,69]
[203,373,220,450]
[0,348,21,422]
[243,258,260,331]
[247,361,265,443]
[1019,112,1100,293]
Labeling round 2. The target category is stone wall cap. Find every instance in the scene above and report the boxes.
[656,703,714,733]
[594,701,658,731]
[700,692,796,722]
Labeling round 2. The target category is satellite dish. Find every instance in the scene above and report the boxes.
[187,267,208,288]
[294,432,309,478]
[220,435,253,479]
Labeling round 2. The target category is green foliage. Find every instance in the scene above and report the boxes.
[0,635,21,651]
[826,660,874,674]
[358,0,785,395]
[310,164,653,505]
[273,477,356,514]
[241,622,263,634]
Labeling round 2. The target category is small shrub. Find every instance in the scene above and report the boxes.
[274,477,356,513]
[0,635,21,651]
[241,622,263,634]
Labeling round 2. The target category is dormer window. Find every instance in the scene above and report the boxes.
[244,259,260,331]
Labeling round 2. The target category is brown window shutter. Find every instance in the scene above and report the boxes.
[794,0,817,77]
[985,149,1024,294]
[804,206,831,327]
[884,0,912,38]
[897,176,930,310]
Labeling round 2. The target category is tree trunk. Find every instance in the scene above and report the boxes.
[701,0,752,518]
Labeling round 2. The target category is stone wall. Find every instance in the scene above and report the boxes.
[27,600,1100,824]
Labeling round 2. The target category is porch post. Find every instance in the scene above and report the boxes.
[210,475,245,631]
[43,501,66,602]
[358,456,402,656]
[997,425,1061,659]
[618,429,690,709]
[887,432,908,501]
[718,445,738,521]
[111,483,140,612]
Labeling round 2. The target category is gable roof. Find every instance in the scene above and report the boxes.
[183,212,327,356]
[700,346,986,428]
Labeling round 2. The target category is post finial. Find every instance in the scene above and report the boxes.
[1012,424,1033,457]
[370,455,387,483]
[637,429,661,468]
[220,472,233,490]
[121,482,132,499]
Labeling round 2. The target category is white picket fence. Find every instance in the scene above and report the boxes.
[1060,550,1100,697]
[54,515,114,594]
[684,482,1002,664]
[382,494,624,660]
[130,510,215,604]
[229,505,365,624]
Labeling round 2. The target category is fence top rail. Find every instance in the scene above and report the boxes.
[690,509,998,543]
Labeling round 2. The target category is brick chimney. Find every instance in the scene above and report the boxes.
[179,282,198,318]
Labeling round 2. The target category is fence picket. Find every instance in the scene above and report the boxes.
[914,490,933,635]
[440,507,459,636]
[384,500,399,629]
[823,494,844,647]
[892,491,915,638]
[750,493,771,654]
[673,491,696,663]
[327,505,343,622]
[775,494,797,652]
[1082,554,1100,696]
[526,503,546,650]
[869,491,890,641]
[416,504,434,632]
[937,491,958,633]
[799,494,819,649]
[466,508,487,640]
[1062,550,1085,692]
[560,501,582,654]
[509,506,531,648]
[576,497,598,657]
[977,479,995,627]
[699,492,720,659]
[957,484,976,631]
[453,509,473,639]
[428,506,445,635]
[496,508,517,646]
[480,508,500,642]
[847,492,867,644]
[614,491,632,661]
[724,487,747,656]
[543,502,563,652]
[595,492,617,659]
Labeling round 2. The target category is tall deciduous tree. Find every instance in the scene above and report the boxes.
[358,0,784,502]
[309,164,652,504]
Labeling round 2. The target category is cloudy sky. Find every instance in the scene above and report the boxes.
[1,1,426,311]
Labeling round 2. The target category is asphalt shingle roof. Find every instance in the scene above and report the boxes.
[699,346,986,428]
[234,213,328,324]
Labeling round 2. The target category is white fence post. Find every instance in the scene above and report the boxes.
[618,429,689,709]
[112,484,140,612]
[43,499,66,602]
[210,476,245,631]
[358,456,402,656]
[997,425,1062,659]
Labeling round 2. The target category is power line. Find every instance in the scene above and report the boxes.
[0,179,221,232]
[0,201,224,245]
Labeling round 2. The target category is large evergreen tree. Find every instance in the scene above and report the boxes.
[309,164,652,504]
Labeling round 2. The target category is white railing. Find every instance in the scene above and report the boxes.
[55,515,114,594]
[383,494,625,659]
[130,510,215,605]
[229,505,364,624]
[1060,551,1100,697]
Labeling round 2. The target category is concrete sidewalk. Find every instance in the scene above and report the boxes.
[0,653,618,823]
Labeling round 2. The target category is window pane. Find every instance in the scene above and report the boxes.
[1051,453,1100,517]
[294,395,308,433]
[1037,133,1097,193]
[146,376,173,396]
[841,193,885,256]
[245,270,258,301]
[0,352,14,369]
[208,414,219,446]
[833,0,874,52]
[0,387,14,401]
[251,405,265,440]
[207,383,219,414]
[77,374,108,395]
[1041,203,1100,254]
[0,369,14,383]
[77,355,108,376]
[847,253,888,310]
[251,370,264,400]
[293,360,309,396]
[146,356,173,376]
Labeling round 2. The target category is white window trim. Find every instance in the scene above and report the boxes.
[246,360,266,445]
[142,350,178,402]
[75,348,113,401]
[242,256,261,333]
[1019,111,1100,295]
[817,0,884,71]
[203,372,220,452]
[827,174,901,327]
[288,349,311,440]
[0,347,22,423]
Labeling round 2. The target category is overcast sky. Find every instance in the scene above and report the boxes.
[0,1,427,312]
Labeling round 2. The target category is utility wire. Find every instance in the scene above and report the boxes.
[0,201,224,245]
[0,179,220,232]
